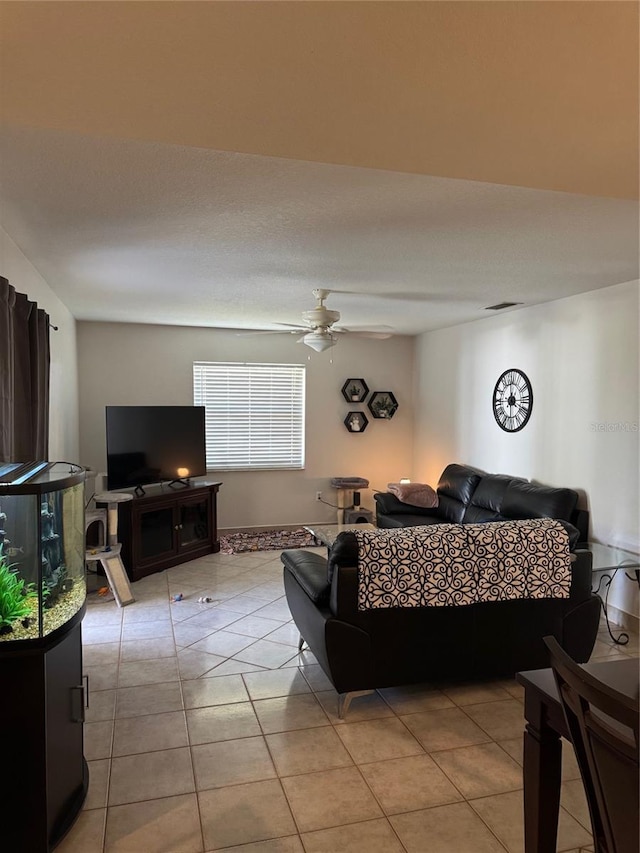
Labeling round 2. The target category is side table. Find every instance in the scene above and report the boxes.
[303,522,377,548]
[588,542,639,645]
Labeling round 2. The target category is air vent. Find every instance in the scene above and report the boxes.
[484,302,523,311]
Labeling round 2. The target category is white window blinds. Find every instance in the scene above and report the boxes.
[193,362,306,470]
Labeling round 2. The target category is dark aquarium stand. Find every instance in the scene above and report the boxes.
[0,463,88,852]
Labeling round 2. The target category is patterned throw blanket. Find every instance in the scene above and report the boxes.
[355,518,572,610]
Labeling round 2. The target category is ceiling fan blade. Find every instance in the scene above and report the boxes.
[235,329,302,337]
[335,324,394,333]
[347,331,394,340]
[333,325,394,339]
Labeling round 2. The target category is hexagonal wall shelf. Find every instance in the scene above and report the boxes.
[344,411,369,433]
[368,391,398,419]
[341,378,369,403]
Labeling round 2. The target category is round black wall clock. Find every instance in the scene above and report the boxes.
[492,369,533,432]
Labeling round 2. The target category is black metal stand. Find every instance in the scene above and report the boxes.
[593,563,640,645]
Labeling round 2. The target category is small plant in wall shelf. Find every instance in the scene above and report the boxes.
[341,378,369,404]
[368,391,399,420]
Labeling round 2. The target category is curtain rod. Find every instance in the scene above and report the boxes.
[49,322,59,331]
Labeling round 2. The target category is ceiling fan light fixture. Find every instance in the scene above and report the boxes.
[302,329,336,352]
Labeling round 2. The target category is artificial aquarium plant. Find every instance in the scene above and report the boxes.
[41,560,69,605]
[0,551,37,632]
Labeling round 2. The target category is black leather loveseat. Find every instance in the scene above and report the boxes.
[281,467,599,716]
[374,463,590,543]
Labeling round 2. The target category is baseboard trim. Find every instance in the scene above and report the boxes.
[606,603,639,634]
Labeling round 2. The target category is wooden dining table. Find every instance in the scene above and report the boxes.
[516,656,639,853]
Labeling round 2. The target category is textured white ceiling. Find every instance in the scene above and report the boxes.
[1,2,638,336]
[2,130,638,334]
[1,126,637,335]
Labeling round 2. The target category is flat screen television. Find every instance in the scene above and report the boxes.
[106,406,207,491]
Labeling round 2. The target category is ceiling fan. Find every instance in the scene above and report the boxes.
[239,289,394,352]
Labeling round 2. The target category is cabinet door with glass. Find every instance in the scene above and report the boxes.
[133,499,178,568]
[178,493,211,554]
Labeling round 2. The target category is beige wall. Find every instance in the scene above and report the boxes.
[0,227,79,462]
[413,280,640,619]
[77,322,415,529]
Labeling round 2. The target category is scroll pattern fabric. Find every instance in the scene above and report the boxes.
[355,518,571,610]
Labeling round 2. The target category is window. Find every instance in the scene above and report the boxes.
[193,362,305,470]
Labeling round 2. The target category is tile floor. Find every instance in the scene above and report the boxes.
[57,547,639,853]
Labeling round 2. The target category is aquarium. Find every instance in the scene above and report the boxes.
[0,462,86,642]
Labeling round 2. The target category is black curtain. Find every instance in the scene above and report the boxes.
[0,276,50,462]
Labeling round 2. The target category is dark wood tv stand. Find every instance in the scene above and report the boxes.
[113,481,222,582]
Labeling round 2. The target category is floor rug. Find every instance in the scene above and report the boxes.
[219,528,317,555]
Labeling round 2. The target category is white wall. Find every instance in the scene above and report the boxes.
[414,280,639,619]
[77,322,415,529]
[0,228,79,461]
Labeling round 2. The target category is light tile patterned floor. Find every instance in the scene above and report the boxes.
[57,548,638,853]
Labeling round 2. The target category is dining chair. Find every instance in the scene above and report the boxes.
[544,636,639,853]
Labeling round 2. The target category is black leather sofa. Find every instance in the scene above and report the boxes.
[374,463,590,543]
[281,466,599,716]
